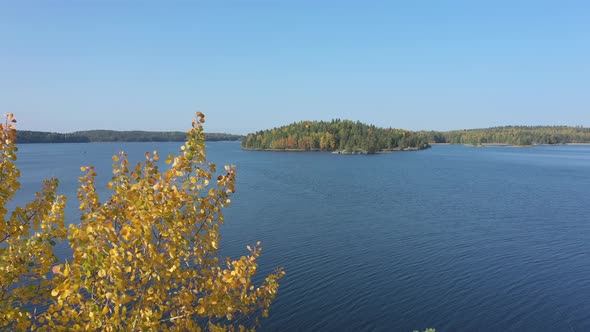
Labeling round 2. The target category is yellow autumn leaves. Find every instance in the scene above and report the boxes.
[0,114,68,331]
[0,112,284,331]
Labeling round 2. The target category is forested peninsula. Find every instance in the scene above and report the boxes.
[420,126,590,146]
[16,130,243,143]
[242,120,430,154]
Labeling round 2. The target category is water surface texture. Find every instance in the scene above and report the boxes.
[14,143,590,331]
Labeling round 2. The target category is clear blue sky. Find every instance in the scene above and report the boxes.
[1,1,588,134]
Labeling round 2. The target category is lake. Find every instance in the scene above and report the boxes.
[13,142,590,331]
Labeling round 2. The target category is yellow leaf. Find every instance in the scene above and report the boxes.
[121,227,130,241]
[52,265,61,275]
[211,241,218,249]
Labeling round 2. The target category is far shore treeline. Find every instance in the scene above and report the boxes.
[16,130,243,143]
[17,122,590,152]
[242,120,590,154]
[420,126,590,146]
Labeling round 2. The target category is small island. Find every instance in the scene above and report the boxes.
[242,120,430,154]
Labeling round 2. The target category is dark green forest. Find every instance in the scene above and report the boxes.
[242,120,431,154]
[419,126,590,146]
[16,130,243,143]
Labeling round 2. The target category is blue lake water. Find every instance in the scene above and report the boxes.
[13,142,590,331]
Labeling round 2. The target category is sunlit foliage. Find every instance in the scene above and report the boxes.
[1,113,283,331]
[0,113,67,330]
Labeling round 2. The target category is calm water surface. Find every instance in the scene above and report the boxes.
[14,143,590,331]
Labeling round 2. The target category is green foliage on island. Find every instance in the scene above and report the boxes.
[419,126,590,146]
[242,120,431,154]
[16,130,243,143]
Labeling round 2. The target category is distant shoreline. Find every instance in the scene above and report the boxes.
[459,143,590,147]
[241,147,425,154]
[243,142,590,154]
[17,139,242,144]
[16,130,244,144]
[241,147,315,152]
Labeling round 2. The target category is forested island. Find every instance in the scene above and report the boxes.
[420,126,590,146]
[242,120,430,154]
[16,130,243,143]
[243,122,590,154]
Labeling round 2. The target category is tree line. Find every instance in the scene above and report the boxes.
[16,130,243,143]
[242,120,431,154]
[243,121,590,152]
[418,126,590,146]
[19,124,590,147]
